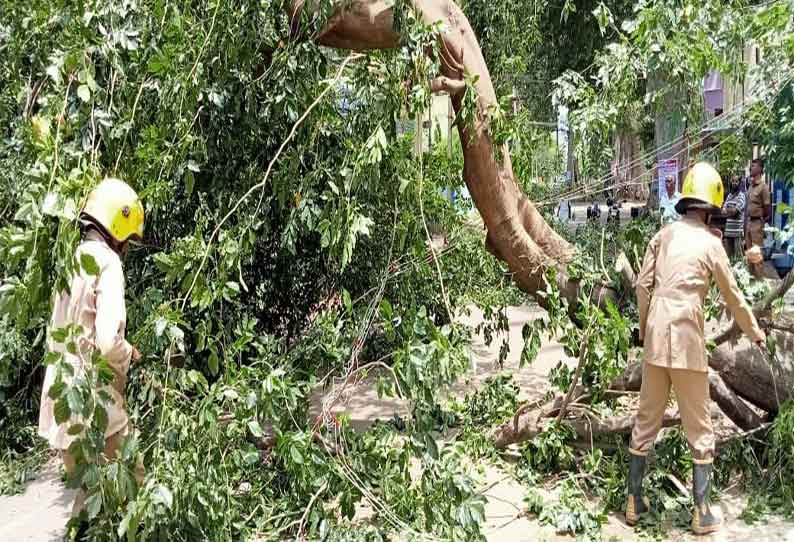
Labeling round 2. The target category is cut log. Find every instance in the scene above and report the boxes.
[708,372,765,430]
[492,404,720,450]
[709,330,794,414]
[609,361,642,392]
[494,325,793,448]
[606,360,770,430]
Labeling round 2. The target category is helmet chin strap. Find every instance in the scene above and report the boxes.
[80,218,127,258]
[684,208,710,223]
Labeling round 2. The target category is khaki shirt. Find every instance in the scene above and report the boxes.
[747,179,770,219]
[38,231,132,449]
[636,217,764,372]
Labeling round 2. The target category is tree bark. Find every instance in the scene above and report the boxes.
[492,404,720,450]
[708,372,765,430]
[288,0,599,304]
[493,324,794,448]
[709,331,794,414]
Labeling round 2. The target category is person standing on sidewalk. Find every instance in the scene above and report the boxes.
[625,162,766,535]
[745,158,771,276]
[722,173,747,259]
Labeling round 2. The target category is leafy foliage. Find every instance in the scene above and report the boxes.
[0,0,513,538]
[2,1,793,540]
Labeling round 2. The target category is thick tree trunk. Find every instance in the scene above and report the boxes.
[493,329,794,448]
[708,372,766,431]
[709,331,794,414]
[289,0,599,303]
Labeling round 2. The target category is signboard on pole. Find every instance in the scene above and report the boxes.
[658,158,678,207]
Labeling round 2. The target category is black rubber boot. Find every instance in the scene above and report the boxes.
[64,515,89,541]
[692,463,721,535]
[625,452,650,526]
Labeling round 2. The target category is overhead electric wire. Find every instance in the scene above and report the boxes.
[536,100,752,207]
[537,71,794,207]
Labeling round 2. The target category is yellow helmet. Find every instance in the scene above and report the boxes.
[675,162,724,214]
[81,178,144,243]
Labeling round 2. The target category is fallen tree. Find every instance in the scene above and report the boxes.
[493,276,794,448]
[288,0,612,309]
[288,0,793,448]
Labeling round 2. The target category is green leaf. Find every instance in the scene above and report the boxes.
[290,446,304,465]
[342,289,352,313]
[424,432,439,459]
[85,492,102,519]
[117,465,138,501]
[561,0,577,22]
[94,404,109,433]
[54,396,71,424]
[43,351,61,365]
[118,502,139,541]
[48,380,66,400]
[66,387,84,416]
[51,327,69,343]
[247,420,264,438]
[379,298,393,320]
[520,323,542,367]
[46,64,62,85]
[120,432,139,462]
[243,450,260,465]
[96,360,115,386]
[67,423,85,435]
[80,253,100,276]
[184,170,195,196]
[152,485,173,509]
[77,84,91,103]
[592,2,612,36]
[154,317,168,337]
[208,350,219,376]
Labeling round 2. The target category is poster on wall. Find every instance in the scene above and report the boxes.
[658,158,679,207]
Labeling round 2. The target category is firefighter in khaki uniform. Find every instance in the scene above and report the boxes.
[38,179,145,539]
[746,158,771,276]
[625,163,766,535]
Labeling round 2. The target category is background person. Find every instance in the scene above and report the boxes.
[722,173,746,258]
[660,175,681,224]
[745,158,771,276]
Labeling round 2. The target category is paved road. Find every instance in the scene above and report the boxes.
[0,461,75,542]
[4,303,794,541]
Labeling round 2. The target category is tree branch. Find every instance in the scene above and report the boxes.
[711,271,794,347]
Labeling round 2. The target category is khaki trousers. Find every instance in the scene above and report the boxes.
[748,219,765,277]
[62,426,145,518]
[630,363,714,463]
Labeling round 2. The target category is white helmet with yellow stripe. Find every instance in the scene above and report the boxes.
[80,178,144,243]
